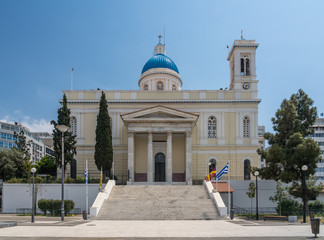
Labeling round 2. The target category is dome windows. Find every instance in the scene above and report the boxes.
[157,81,164,91]
[144,84,148,91]
[172,84,176,91]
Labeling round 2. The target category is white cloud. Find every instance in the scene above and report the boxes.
[0,115,10,122]
[21,118,53,133]
[0,115,53,133]
[14,109,21,114]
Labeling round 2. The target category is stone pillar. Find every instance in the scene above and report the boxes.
[127,132,134,184]
[185,131,192,185]
[147,132,153,183]
[166,131,173,183]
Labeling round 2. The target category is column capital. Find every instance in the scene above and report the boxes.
[167,131,173,136]
[186,131,192,137]
[128,131,134,137]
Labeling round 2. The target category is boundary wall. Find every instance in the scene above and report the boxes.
[2,183,104,213]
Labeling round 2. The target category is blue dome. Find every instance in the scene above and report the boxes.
[141,54,179,74]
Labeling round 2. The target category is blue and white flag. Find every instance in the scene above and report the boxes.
[85,167,88,184]
[215,162,229,180]
[85,159,88,184]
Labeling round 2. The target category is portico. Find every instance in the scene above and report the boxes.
[121,106,198,185]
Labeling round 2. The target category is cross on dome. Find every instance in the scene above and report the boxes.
[158,34,163,44]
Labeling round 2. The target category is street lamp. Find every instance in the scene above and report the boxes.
[31,167,36,223]
[302,165,308,223]
[56,124,69,221]
[254,171,259,220]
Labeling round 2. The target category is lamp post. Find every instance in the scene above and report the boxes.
[254,171,259,220]
[56,125,69,221]
[31,167,36,223]
[302,165,308,223]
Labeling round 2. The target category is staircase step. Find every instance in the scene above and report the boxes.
[95,185,220,220]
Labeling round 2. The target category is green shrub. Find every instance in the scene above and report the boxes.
[38,199,48,215]
[64,200,75,214]
[37,199,75,216]
[309,200,324,213]
[76,176,85,183]
[279,198,302,216]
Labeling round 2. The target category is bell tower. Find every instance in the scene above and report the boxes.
[227,34,259,97]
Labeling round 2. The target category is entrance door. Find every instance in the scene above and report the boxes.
[155,152,166,182]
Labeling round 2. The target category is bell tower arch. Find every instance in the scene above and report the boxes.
[227,35,259,98]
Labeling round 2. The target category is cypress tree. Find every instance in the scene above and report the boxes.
[51,94,77,172]
[94,91,113,178]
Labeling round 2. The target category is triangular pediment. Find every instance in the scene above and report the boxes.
[121,105,199,124]
[135,111,186,119]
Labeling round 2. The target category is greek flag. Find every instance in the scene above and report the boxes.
[85,167,88,184]
[215,162,229,180]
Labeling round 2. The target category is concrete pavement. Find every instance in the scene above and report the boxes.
[0,214,322,239]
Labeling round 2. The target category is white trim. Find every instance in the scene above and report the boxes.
[114,92,120,99]
[183,92,189,99]
[193,150,258,154]
[207,156,219,164]
[78,92,84,99]
[241,156,254,163]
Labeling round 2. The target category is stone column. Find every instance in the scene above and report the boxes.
[166,131,173,183]
[127,132,134,184]
[185,131,192,185]
[147,132,153,183]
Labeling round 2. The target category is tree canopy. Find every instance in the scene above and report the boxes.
[256,89,322,199]
[35,155,57,176]
[0,148,25,181]
[51,94,77,171]
[94,91,113,178]
[13,129,32,179]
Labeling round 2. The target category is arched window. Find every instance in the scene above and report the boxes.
[240,58,245,75]
[70,117,77,137]
[208,116,217,138]
[144,84,148,91]
[246,58,250,76]
[172,84,176,91]
[243,116,250,138]
[157,81,164,91]
[208,159,216,173]
[244,159,251,180]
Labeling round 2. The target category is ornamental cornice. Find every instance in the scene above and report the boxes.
[62,99,261,104]
[138,71,182,86]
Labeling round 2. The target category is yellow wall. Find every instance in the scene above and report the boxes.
[135,134,148,173]
[172,134,185,173]
[225,112,236,145]
[84,113,97,145]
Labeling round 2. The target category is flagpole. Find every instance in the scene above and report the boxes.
[113,155,115,181]
[71,68,74,90]
[216,164,218,192]
[85,158,88,214]
[228,161,231,216]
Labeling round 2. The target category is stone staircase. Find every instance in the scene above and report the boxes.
[95,185,220,220]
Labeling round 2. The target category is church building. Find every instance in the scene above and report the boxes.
[62,36,261,185]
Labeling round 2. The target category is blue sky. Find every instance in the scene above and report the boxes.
[0,0,323,133]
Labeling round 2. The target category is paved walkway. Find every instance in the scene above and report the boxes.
[0,214,322,239]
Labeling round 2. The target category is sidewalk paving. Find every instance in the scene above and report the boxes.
[0,214,322,239]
